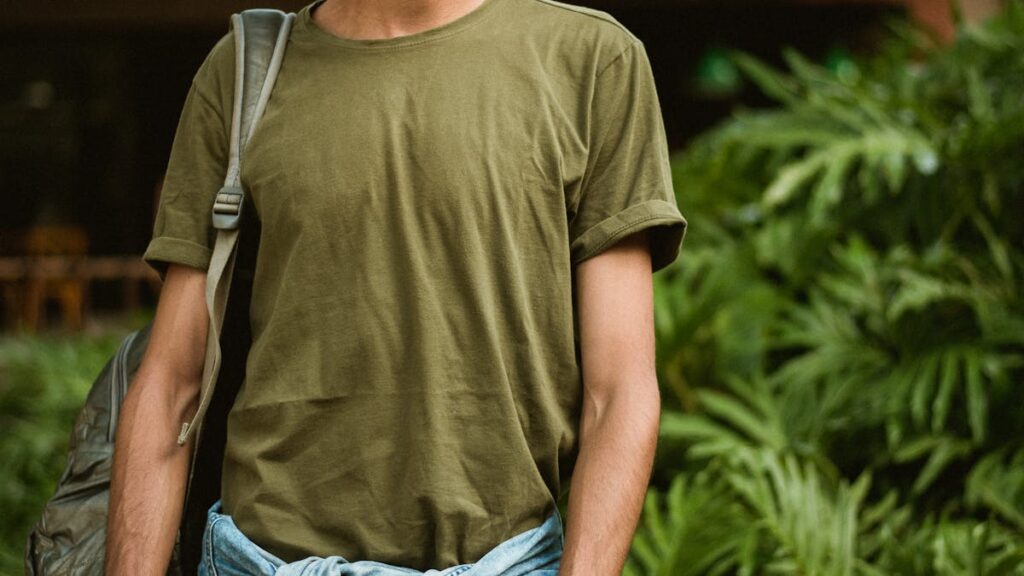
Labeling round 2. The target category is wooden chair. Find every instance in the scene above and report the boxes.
[19,225,89,332]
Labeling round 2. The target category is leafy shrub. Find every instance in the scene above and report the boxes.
[641,3,1024,574]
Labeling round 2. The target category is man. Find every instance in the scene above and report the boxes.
[106,0,688,573]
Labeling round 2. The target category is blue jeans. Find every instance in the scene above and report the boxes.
[197,500,564,576]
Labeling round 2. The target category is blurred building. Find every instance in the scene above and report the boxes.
[0,0,1000,330]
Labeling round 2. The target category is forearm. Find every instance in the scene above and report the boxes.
[106,367,198,576]
[560,378,660,576]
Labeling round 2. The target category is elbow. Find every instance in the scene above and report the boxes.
[131,358,204,427]
[583,371,661,427]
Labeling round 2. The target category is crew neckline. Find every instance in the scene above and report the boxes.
[294,0,505,51]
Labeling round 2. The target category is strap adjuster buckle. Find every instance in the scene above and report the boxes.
[212,185,246,230]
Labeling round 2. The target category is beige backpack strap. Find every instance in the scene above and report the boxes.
[175,9,294,454]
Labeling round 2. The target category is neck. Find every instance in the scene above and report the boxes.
[311,0,487,41]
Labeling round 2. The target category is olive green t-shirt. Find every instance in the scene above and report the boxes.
[143,0,688,569]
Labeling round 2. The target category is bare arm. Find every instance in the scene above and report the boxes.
[106,264,209,575]
[560,230,661,576]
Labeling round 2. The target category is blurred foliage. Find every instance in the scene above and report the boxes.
[0,319,142,574]
[639,2,1024,575]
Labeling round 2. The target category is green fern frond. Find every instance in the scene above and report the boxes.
[965,448,1024,532]
[627,471,754,576]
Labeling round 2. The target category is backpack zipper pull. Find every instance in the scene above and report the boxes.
[178,422,191,446]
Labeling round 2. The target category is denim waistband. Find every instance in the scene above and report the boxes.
[197,499,564,576]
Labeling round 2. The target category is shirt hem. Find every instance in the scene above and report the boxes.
[570,198,688,272]
[142,236,213,281]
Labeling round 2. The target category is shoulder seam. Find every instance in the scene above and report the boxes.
[531,0,635,38]
[596,38,641,79]
[190,30,235,124]
[191,80,228,126]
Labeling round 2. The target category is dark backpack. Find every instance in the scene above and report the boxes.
[24,9,294,575]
